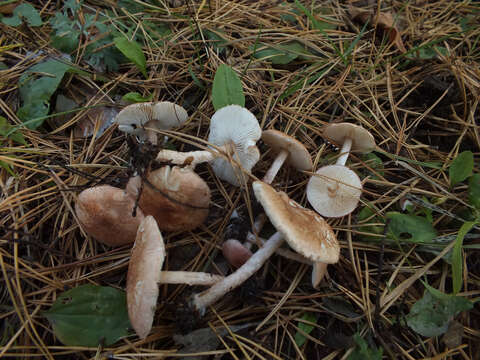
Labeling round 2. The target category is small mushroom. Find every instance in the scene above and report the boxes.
[191,181,338,314]
[155,105,262,186]
[115,101,188,144]
[126,165,210,232]
[261,129,312,184]
[307,123,375,218]
[127,216,223,339]
[222,239,253,268]
[75,185,144,246]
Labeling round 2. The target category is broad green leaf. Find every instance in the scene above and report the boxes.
[347,333,383,360]
[0,116,26,145]
[361,152,384,180]
[406,284,473,337]
[17,59,74,129]
[204,30,228,53]
[44,284,131,347]
[1,3,42,27]
[252,41,313,65]
[0,159,15,176]
[294,312,317,347]
[293,0,335,31]
[357,205,384,242]
[114,36,147,78]
[211,64,245,111]
[406,46,448,60]
[449,151,474,186]
[122,92,153,103]
[386,212,437,244]
[468,174,480,210]
[452,221,476,294]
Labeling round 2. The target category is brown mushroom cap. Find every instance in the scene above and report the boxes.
[262,129,312,171]
[306,165,362,218]
[75,185,144,246]
[252,181,339,264]
[126,216,164,339]
[323,123,375,153]
[126,166,210,232]
[222,239,253,268]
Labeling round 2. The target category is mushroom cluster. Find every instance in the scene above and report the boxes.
[75,96,376,339]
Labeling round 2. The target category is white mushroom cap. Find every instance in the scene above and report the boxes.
[323,123,375,153]
[252,181,339,264]
[126,216,164,339]
[115,101,188,140]
[261,129,312,171]
[306,165,362,218]
[208,105,261,186]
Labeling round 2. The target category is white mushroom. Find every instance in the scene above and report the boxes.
[115,101,188,144]
[155,105,262,186]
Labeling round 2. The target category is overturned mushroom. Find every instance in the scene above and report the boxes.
[126,165,210,232]
[127,216,223,339]
[261,129,312,184]
[155,105,262,186]
[191,181,338,314]
[115,101,188,144]
[75,185,144,246]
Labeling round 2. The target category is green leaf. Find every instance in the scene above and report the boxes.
[204,30,228,53]
[122,92,153,103]
[386,212,437,244]
[468,174,480,210]
[294,312,317,347]
[0,116,26,145]
[361,152,384,180]
[44,284,131,347]
[252,41,313,65]
[114,36,147,78]
[17,59,74,129]
[348,334,383,360]
[211,64,245,111]
[449,151,474,186]
[357,205,384,242]
[1,3,42,27]
[452,221,476,294]
[406,46,448,60]
[0,159,15,176]
[406,284,473,337]
[293,0,333,31]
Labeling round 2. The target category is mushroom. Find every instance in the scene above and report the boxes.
[127,216,223,339]
[75,185,144,246]
[115,101,188,144]
[155,105,262,186]
[222,239,253,268]
[261,129,312,184]
[306,123,375,218]
[191,181,338,314]
[126,165,210,232]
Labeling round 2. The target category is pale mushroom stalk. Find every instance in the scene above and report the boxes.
[158,271,223,286]
[336,137,353,166]
[192,232,285,314]
[156,143,233,168]
[311,262,328,288]
[262,149,289,184]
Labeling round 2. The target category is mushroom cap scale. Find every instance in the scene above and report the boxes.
[126,166,210,232]
[115,101,188,137]
[252,181,339,264]
[323,123,375,153]
[306,165,362,218]
[126,216,165,339]
[261,129,312,171]
[208,105,261,186]
[75,185,144,246]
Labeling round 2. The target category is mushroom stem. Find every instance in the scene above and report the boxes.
[245,232,313,265]
[192,232,285,314]
[262,149,289,184]
[156,145,230,168]
[336,137,352,166]
[311,262,328,288]
[158,271,223,286]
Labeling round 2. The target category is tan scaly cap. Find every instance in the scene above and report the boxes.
[75,185,144,246]
[208,105,261,186]
[126,166,210,232]
[323,123,375,153]
[115,101,188,142]
[306,164,362,218]
[262,129,312,171]
[126,216,164,339]
[252,181,339,264]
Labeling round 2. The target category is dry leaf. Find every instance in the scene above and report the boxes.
[0,1,21,14]
[349,6,407,53]
[73,107,117,138]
